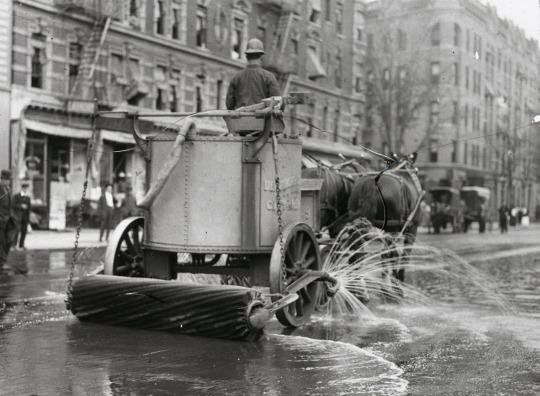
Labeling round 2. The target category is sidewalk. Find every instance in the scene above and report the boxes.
[23,228,107,251]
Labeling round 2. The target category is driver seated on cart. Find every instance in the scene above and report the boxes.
[226,38,281,111]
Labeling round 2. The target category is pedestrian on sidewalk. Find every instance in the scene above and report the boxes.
[120,185,138,219]
[98,183,115,242]
[0,170,17,269]
[498,203,509,234]
[12,179,31,250]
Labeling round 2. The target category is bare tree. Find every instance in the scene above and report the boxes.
[364,0,450,155]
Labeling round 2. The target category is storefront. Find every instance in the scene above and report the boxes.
[11,104,144,229]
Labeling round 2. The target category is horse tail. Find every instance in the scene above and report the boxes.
[348,175,380,221]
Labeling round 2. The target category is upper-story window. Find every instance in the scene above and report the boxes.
[30,32,47,89]
[68,42,82,92]
[231,18,245,59]
[155,0,165,35]
[335,2,343,34]
[172,8,181,39]
[431,23,440,46]
[196,5,208,48]
[130,0,138,17]
[454,23,461,46]
[309,0,321,24]
[154,65,167,110]
[325,0,331,21]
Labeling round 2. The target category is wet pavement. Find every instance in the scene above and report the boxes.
[1,228,539,395]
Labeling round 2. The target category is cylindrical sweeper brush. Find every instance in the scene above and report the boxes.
[67,275,305,341]
[67,272,337,341]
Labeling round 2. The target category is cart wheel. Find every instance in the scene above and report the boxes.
[104,217,145,277]
[270,223,321,328]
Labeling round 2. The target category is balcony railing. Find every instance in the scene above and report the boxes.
[55,0,122,19]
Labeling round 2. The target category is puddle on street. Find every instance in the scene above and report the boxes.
[0,248,539,395]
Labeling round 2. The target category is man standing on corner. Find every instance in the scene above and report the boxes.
[0,170,16,269]
[226,38,281,110]
[13,179,32,250]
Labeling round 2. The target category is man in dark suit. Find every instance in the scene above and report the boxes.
[0,170,15,268]
[13,179,31,250]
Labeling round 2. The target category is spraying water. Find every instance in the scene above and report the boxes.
[317,219,515,318]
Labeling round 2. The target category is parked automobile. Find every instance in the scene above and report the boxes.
[460,186,490,233]
[429,187,462,233]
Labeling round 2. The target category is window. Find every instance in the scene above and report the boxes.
[464,142,468,164]
[216,79,223,109]
[172,8,181,39]
[333,109,340,142]
[154,65,167,109]
[453,62,459,85]
[155,88,165,110]
[128,58,140,80]
[397,29,406,50]
[231,18,245,59]
[431,62,440,84]
[169,85,178,111]
[429,149,438,163]
[355,76,362,93]
[335,3,343,34]
[451,140,457,162]
[367,33,373,51]
[325,0,331,21]
[291,37,299,55]
[111,53,125,81]
[454,23,461,46]
[452,101,458,124]
[309,0,321,23]
[431,22,440,46]
[130,0,138,17]
[464,104,468,128]
[196,86,203,112]
[465,66,469,89]
[356,28,363,41]
[430,100,439,125]
[155,0,165,35]
[30,32,47,89]
[382,68,390,89]
[68,42,82,92]
[323,106,328,131]
[335,51,342,88]
[196,5,208,48]
[466,29,470,52]
[398,67,407,84]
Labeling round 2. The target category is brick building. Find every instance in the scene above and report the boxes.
[364,0,540,216]
[7,0,366,228]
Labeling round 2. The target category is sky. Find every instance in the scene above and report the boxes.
[483,0,540,42]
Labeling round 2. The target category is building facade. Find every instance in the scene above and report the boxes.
[8,0,366,228]
[364,0,540,217]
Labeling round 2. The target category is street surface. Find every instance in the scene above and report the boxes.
[0,226,539,395]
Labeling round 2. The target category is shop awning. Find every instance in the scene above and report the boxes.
[306,48,326,80]
[23,119,92,140]
[101,130,135,144]
[24,118,135,144]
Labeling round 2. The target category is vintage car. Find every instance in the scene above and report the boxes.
[429,187,462,233]
[460,186,491,232]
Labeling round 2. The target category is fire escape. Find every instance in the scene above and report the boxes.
[56,0,114,112]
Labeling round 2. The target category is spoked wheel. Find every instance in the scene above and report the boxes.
[104,217,145,277]
[270,223,321,328]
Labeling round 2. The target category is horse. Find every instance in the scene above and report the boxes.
[347,163,424,283]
